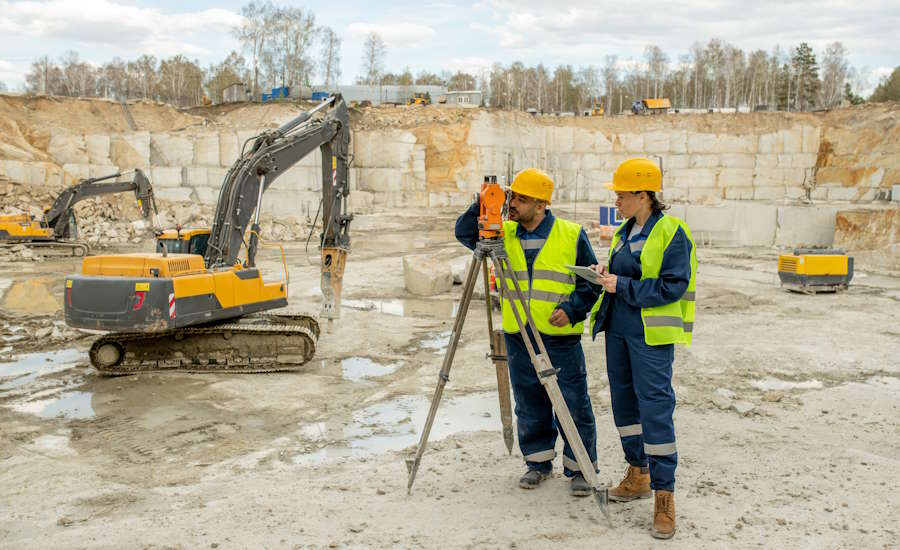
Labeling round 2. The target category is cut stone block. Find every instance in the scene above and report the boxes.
[153,186,194,202]
[85,134,111,165]
[403,253,454,296]
[193,134,220,166]
[150,133,193,166]
[150,167,184,188]
[48,133,87,164]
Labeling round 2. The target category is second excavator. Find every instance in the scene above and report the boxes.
[64,95,352,374]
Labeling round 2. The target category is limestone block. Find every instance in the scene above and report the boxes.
[150,167,184,188]
[619,133,644,153]
[547,127,575,152]
[782,168,808,187]
[428,192,450,208]
[0,160,27,183]
[718,168,754,188]
[752,186,785,200]
[662,187,687,202]
[150,133,193,166]
[719,154,755,169]
[48,133,87,164]
[779,127,803,154]
[753,171,783,187]
[792,153,818,168]
[724,187,754,200]
[276,166,321,192]
[62,163,91,181]
[643,131,669,153]
[218,132,240,167]
[856,189,878,202]
[153,187,194,202]
[580,153,606,171]
[85,135,111,165]
[718,134,756,154]
[685,203,776,247]
[687,133,718,153]
[688,186,722,202]
[89,165,119,178]
[348,190,375,211]
[827,187,859,201]
[758,133,778,154]
[27,163,46,186]
[755,154,779,168]
[785,186,806,200]
[191,186,217,204]
[775,206,837,247]
[353,131,416,168]
[206,167,228,189]
[777,154,793,168]
[110,132,151,167]
[260,189,320,217]
[356,167,406,193]
[182,166,207,187]
[664,155,690,170]
[573,129,613,153]
[676,168,718,187]
[193,134,220,166]
[861,168,885,188]
[690,155,720,168]
[809,187,828,201]
[669,131,687,154]
[801,125,820,153]
[403,253,454,296]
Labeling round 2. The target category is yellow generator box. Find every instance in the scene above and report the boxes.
[777,248,853,293]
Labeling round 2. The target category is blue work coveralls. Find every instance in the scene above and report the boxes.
[592,210,692,491]
[456,203,601,476]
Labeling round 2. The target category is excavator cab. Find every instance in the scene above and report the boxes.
[155,228,211,255]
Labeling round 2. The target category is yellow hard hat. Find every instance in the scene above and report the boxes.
[605,158,662,192]
[510,168,554,204]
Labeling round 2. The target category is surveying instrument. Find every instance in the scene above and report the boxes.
[405,175,610,519]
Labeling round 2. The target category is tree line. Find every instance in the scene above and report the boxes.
[14,1,899,111]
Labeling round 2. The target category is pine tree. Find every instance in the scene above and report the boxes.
[791,42,820,111]
[869,66,900,102]
[844,83,864,105]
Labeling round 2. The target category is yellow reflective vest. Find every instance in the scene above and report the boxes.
[501,218,584,336]
[590,215,697,346]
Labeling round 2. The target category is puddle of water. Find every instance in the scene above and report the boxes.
[293,392,501,465]
[340,357,403,381]
[0,348,83,392]
[416,331,451,355]
[342,298,459,319]
[751,378,824,391]
[14,390,95,419]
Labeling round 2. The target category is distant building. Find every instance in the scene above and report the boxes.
[298,85,448,106]
[444,90,483,108]
[222,83,250,103]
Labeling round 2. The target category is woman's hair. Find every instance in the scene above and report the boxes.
[645,191,669,212]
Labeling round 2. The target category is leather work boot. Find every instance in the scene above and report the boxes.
[570,473,591,497]
[608,465,651,502]
[652,490,676,539]
[518,469,550,489]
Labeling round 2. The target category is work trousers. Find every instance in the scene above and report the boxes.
[506,330,597,477]
[605,331,677,491]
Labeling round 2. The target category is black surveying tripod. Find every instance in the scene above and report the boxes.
[405,180,610,520]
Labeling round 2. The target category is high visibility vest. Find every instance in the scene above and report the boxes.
[501,218,584,335]
[591,215,697,346]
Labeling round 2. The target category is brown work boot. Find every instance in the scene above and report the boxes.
[652,490,676,539]
[608,465,651,502]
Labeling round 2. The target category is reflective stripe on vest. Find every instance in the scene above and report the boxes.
[501,218,584,335]
[591,215,697,346]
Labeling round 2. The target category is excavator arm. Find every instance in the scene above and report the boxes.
[204,95,352,317]
[46,169,157,239]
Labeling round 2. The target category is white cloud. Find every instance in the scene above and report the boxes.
[0,0,242,58]
[444,56,494,74]
[0,59,25,85]
[347,22,436,47]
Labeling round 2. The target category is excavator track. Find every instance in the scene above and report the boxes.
[1,240,90,257]
[88,314,320,375]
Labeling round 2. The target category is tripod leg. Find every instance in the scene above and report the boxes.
[483,259,514,454]
[490,253,611,520]
[406,251,482,493]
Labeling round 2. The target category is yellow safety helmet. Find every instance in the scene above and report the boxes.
[605,158,662,192]
[510,168,554,204]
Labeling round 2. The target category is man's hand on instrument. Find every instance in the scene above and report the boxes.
[590,264,608,277]
[549,308,570,327]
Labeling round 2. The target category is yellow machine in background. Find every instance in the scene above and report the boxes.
[407,92,429,106]
[154,227,211,255]
[777,249,854,294]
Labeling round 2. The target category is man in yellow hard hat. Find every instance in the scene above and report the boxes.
[455,168,602,497]
[589,157,697,539]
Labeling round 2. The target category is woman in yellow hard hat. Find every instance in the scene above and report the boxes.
[589,157,697,539]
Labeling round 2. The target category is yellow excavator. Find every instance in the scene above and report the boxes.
[64,95,352,374]
[0,169,157,256]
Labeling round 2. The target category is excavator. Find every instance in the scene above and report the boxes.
[0,169,157,256]
[64,95,352,374]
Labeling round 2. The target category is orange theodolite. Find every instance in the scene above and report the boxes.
[477,175,506,239]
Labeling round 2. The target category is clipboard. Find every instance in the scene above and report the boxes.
[566,264,604,284]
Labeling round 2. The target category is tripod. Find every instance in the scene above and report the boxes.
[405,237,610,517]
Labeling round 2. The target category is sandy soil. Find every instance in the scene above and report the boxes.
[1,210,898,549]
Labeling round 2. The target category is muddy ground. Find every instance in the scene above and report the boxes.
[1,208,898,549]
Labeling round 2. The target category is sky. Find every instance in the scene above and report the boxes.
[0,0,897,94]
